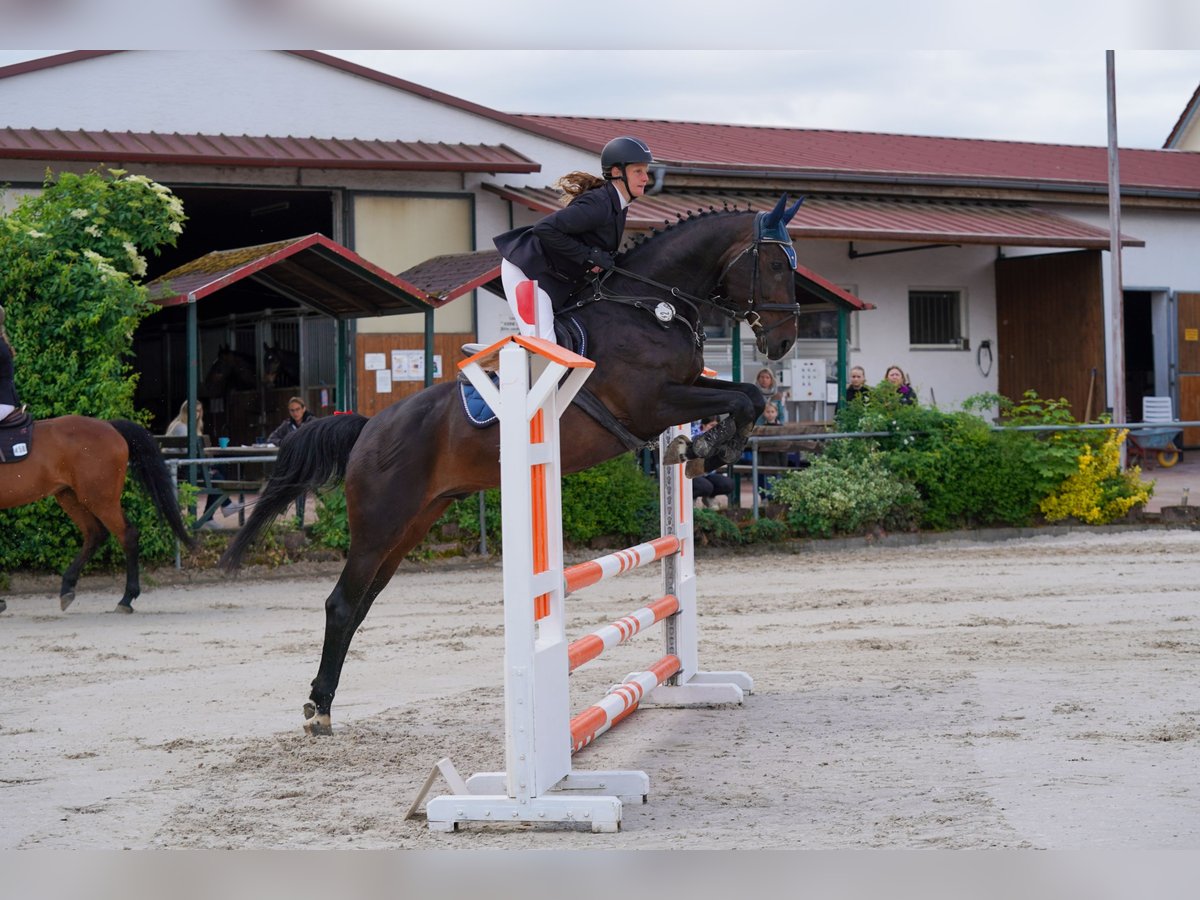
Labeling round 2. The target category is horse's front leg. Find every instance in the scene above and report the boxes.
[656,378,762,469]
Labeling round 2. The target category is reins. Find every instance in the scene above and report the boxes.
[571,230,802,346]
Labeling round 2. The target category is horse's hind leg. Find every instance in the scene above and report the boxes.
[53,491,110,612]
[84,494,140,613]
[304,500,451,735]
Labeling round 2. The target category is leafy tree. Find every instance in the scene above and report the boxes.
[0,168,187,570]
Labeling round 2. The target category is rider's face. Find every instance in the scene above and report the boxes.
[612,163,651,199]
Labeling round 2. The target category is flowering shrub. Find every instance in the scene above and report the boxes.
[769,449,922,538]
[1040,429,1153,524]
[0,168,187,571]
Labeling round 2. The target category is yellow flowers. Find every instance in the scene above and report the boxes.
[1040,429,1152,524]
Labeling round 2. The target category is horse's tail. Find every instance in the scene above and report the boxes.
[108,419,197,550]
[219,413,369,572]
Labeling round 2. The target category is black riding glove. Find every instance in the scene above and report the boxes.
[587,250,616,271]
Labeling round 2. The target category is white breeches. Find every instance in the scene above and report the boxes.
[501,259,557,342]
[0,403,15,420]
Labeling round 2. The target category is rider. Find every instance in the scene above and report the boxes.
[486,136,654,345]
[0,304,20,422]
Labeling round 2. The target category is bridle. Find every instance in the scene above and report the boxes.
[578,212,802,347]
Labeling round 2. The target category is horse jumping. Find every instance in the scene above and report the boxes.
[221,195,804,732]
[0,416,194,613]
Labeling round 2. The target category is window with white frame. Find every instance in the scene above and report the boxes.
[908,288,967,349]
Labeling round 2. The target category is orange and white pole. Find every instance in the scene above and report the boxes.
[563,535,682,594]
[567,595,680,672]
[570,655,682,753]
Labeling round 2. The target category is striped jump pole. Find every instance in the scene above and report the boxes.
[424,309,750,833]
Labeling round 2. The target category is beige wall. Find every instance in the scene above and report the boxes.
[351,194,474,334]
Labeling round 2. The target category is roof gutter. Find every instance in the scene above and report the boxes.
[655,164,1200,201]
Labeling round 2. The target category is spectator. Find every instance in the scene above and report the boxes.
[845,365,870,404]
[884,365,917,405]
[267,396,315,445]
[692,416,736,509]
[165,400,204,436]
[754,366,787,422]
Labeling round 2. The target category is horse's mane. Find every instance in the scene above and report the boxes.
[617,201,753,263]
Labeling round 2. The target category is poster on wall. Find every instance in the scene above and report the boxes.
[389,349,442,381]
[364,352,386,371]
[375,369,392,393]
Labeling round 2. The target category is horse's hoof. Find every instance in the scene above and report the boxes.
[662,434,691,465]
[684,458,708,479]
[0,599,6,614]
[114,603,134,615]
[60,593,75,612]
[303,709,333,736]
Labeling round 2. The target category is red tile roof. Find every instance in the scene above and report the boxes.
[483,185,1140,249]
[144,233,454,317]
[0,126,538,173]
[518,115,1200,195]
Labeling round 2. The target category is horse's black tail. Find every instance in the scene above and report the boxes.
[219,413,369,572]
[108,419,196,550]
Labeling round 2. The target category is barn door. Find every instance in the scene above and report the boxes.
[995,250,1106,419]
[1176,292,1200,447]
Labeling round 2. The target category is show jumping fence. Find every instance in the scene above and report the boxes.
[414,313,750,833]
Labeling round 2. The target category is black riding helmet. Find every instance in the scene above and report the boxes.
[601,136,653,199]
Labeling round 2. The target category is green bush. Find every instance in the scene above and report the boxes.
[742,516,789,544]
[769,449,922,538]
[0,168,187,572]
[692,507,743,545]
[311,485,351,552]
[828,387,1093,530]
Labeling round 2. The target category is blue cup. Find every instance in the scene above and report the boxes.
[218,436,230,448]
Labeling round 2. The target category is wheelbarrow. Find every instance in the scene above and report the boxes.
[1127,426,1182,468]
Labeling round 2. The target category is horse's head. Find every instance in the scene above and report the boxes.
[204,345,256,395]
[714,194,803,360]
[263,342,298,388]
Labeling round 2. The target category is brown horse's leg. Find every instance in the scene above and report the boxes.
[82,491,141,614]
[304,499,453,735]
[53,491,110,612]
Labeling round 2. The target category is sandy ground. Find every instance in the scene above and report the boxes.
[2,528,1198,849]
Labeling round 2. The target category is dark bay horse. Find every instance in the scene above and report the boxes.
[263,343,299,388]
[203,346,257,397]
[0,416,193,613]
[221,195,804,733]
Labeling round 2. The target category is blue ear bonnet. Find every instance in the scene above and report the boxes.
[754,194,804,269]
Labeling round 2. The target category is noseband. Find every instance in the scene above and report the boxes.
[710,214,802,339]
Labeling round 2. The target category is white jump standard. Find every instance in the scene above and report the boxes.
[423,300,750,832]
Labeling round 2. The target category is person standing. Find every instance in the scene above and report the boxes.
[0,304,19,422]
[754,366,787,422]
[845,365,870,403]
[267,396,315,445]
[490,136,654,343]
[884,365,917,405]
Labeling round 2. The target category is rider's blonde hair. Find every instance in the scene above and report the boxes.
[555,171,607,204]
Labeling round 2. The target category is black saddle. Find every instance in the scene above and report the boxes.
[0,407,32,463]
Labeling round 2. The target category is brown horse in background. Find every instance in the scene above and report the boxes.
[0,416,193,613]
[221,195,805,733]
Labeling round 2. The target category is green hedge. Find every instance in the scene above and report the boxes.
[0,168,187,572]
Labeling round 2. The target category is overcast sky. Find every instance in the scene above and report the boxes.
[327,50,1199,150]
[1,45,1196,150]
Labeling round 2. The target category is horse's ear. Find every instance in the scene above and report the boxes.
[762,193,789,229]
[783,195,805,223]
